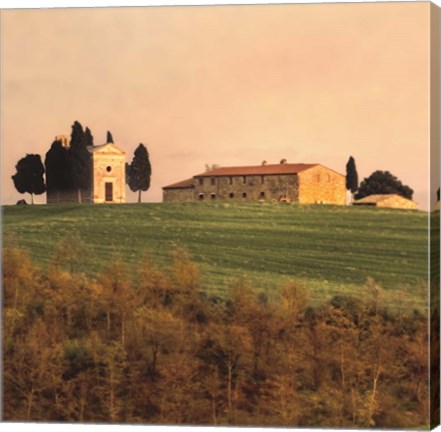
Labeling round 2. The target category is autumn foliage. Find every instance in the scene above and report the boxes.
[2,244,429,428]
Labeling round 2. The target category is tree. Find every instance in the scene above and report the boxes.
[44,140,72,202]
[12,154,46,204]
[84,127,94,147]
[345,157,358,194]
[68,121,91,203]
[355,170,413,200]
[127,143,152,203]
[98,258,133,348]
[106,131,114,144]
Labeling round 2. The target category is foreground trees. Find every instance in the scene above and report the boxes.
[2,245,429,428]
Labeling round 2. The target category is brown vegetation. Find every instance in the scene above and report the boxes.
[2,244,429,427]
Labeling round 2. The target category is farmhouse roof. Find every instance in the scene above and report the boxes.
[163,178,195,189]
[195,163,319,177]
[354,194,415,204]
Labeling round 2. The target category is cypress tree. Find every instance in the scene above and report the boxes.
[44,140,72,202]
[69,121,91,203]
[106,131,114,144]
[345,156,359,194]
[11,154,46,204]
[127,143,152,203]
[84,127,94,147]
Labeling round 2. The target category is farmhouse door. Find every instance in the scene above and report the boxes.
[105,182,113,202]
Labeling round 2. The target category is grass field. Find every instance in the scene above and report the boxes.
[2,202,429,310]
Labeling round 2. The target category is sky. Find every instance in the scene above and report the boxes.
[0,1,436,208]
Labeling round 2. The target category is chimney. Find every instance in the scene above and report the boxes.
[280,158,287,164]
[261,160,267,166]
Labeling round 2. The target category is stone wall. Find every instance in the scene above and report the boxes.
[163,187,195,202]
[47,188,92,204]
[297,165,346,205]
[193,174,299,202]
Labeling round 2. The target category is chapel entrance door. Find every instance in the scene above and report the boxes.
[105,182,113,202]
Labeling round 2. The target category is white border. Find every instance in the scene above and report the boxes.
[0,0,435,9]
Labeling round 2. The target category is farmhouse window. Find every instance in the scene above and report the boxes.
[229,192,234,198]
[106,166,112,172]
[242,192,247,198]
[260,191,265,199]
[211,193,216,200]
[211,177,216,186]
[199,193,204,200]
[261,175,265,184]
[242,176,247,184]
[229,176,233,185]
[199,178,203,185]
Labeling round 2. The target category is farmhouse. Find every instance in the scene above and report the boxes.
[353,194,417,210]
[163,161,345,205]
[46,135,126,204]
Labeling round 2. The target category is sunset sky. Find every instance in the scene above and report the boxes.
[1,2,435,208]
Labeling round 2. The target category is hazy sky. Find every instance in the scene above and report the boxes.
[1,2,434,207]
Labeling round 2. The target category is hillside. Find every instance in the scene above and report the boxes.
[2,202,428,310]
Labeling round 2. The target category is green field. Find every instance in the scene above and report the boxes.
[2,202,429,310]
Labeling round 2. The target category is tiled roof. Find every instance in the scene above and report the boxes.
[88,144,107,153]
[354,194,415,204]
[163,178,194,189]
[87,143,125,154]
[162,163,327,189]
[195,163,318,177]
